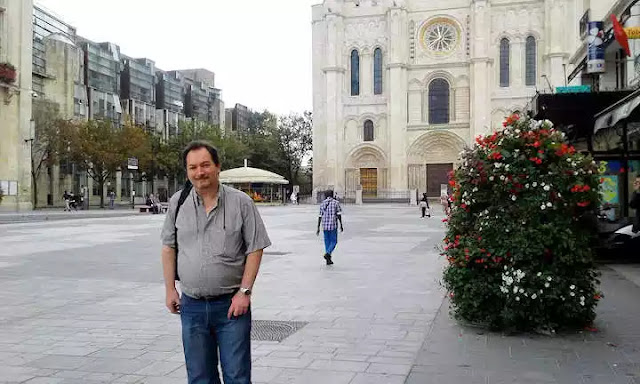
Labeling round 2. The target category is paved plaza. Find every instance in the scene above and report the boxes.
[0,205,639,384]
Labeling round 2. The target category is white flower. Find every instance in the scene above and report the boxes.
[545,282,550,288]
[524,292,528,297]
[533,182,538,187]
[570,292,575,297]
[515,296,520,301]
[489,176,495,181]
[546,202,552,207]
[537,272,542,277]
[515,129,521,134]
[473,187,478,192]
[570,285,575,290]
[495,163,503,169]
[500,175,506,181]
[513,286,519,293]
[519,288,524,294]
[580,296,585,301]
[522,221,526,225]
[541,205,546,210]
[540,289,544,294]
[531,293,537,299]
[512,195,517,201]
[525,183,530,189]
[544,185,550,191]
[541,182,546,186]
[567,158,572,162]
[558,193,562,198]
[580,301,585,306]
[514,149,520,153]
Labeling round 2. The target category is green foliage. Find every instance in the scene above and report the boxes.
[442,115,602,332]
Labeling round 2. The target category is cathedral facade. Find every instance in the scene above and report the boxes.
[312,0,579,198]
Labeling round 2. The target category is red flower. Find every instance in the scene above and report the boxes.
[460,203,468,209]
[464,248,470,254]
[533,141,541,148]
[577,201,591,207]
[477,236,482,241]
[620,167,626,173]
[583,185,591,192]
[594,294,602,300]
[442,218,448,223]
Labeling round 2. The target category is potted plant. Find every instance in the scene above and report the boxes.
[0,62,17,85]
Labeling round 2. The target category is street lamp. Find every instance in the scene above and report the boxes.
[24,119,35,209]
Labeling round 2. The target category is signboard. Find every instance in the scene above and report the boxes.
[556,85,592,93]
[127,157,138,170]
[579,9,590,39]
[625,27,640,39]
[599,175,620,205]
[587,21,606,74]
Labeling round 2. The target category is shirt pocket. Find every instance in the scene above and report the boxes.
[223,225,243,261]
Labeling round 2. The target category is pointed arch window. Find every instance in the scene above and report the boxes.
[525,36,537,86]
[351,49,360,96]
[428,79,450,125]
[500,38,510,87]
[373,48,383,95]
[364,120,374,141]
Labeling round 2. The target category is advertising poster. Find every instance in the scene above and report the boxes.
[587,21,605,73]
[599,175,620,205]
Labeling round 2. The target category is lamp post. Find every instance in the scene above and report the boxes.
[24,119,35,209]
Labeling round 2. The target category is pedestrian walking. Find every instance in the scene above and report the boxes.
[316,189,344,265]
[161,140,271,384]
[440,193,450,216]
[109,191,116,210]
[420,193,431,218]
[63,190,71,211]
[290,191,297,205]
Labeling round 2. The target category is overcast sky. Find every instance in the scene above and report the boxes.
[35,0,320,115]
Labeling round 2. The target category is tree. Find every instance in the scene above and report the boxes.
[63,120,151,208]
[442,115,602,332]
[274,111,313,185]
[30,100,64,208]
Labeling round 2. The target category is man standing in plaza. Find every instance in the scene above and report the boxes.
[161,140,271,384]
[316,190,344,265]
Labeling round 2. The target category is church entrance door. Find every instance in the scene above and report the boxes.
[426,163,452,197]
[360,168,378,197]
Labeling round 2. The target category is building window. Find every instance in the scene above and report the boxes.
[525,36,537,86]
[374,48,383,95]
[500,38,510,87]
[351,50,360,96]
[428,79,450,125]
[364,120,374,141]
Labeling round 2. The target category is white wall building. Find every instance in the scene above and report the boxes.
[312,0,580,198]
[0,0,33,211]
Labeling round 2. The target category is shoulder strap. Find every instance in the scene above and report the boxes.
[173,180,192,281]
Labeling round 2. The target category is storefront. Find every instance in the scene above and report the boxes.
[532,89,640,219]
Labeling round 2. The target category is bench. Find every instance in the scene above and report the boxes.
[136,205,153,213]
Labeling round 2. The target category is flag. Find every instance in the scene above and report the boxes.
[611,14,631,57]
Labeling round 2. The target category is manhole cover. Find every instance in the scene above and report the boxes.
[251,320,307,342]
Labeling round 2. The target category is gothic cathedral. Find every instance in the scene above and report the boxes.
[312,0,576,199]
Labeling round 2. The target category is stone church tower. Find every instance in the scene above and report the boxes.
[312,0,576,199]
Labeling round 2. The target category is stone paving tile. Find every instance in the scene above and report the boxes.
[269,368,355,384]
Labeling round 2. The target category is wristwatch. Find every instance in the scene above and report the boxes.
[240,287,252,296]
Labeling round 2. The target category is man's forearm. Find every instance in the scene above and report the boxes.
[241,250,263,289]
[338,215,343,227]
[161,246,177,291]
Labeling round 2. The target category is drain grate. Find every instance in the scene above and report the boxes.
[251,320,308,342]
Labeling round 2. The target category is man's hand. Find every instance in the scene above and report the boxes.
[228,292,251,319]
[340,225,344,232]
[166,288,180,314]
[316,228,320,236]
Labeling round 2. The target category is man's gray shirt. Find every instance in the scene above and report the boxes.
[161,185,271,298]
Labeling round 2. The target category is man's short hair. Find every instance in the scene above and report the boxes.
[325,190,334,199]
[182,140,220,168]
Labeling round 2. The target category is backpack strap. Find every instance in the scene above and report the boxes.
[173,180,193,281]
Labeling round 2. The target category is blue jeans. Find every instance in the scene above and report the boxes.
[180,293,251,384]
[323,229,338,255]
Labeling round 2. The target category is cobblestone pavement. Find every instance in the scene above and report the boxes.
[0,204,446,383]
[407,266,640,384]
[1,204,639,384]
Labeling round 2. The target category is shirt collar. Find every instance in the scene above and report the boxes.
[194,184,225,207]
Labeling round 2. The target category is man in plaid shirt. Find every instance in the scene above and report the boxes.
[316,190,344,265]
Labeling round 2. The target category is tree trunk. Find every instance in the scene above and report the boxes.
[99,179,105,208]
[31,172,38,209]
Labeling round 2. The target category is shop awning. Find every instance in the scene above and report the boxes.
[594,88,640,133]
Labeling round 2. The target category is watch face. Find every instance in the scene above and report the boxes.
[420,18,460,56]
